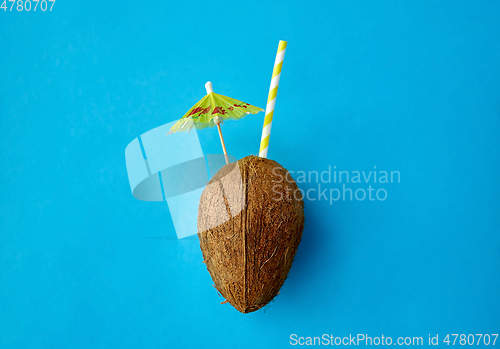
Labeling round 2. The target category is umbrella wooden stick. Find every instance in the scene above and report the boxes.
[206,81,229,165]
[216,123,229,165]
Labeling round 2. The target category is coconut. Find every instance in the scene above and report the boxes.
[197,155,304,313]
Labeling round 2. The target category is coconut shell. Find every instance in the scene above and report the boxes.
[198,155,304,313]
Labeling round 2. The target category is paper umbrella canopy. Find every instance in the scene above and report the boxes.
[167,82,263,134]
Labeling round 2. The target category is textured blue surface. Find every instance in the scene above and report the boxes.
[1,1,499,348]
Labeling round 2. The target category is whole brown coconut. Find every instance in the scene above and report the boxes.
[198,155,304,313]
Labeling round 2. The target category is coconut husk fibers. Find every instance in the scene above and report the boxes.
[198,155,304,313]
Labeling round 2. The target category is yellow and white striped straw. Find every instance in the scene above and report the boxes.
[259,40,287,158]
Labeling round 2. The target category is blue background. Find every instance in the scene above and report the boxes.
[1,1,499,347]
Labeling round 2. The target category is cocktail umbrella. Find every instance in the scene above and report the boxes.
[167,82,263,164]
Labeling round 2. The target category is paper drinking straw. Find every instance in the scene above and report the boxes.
[259,40,287,158]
